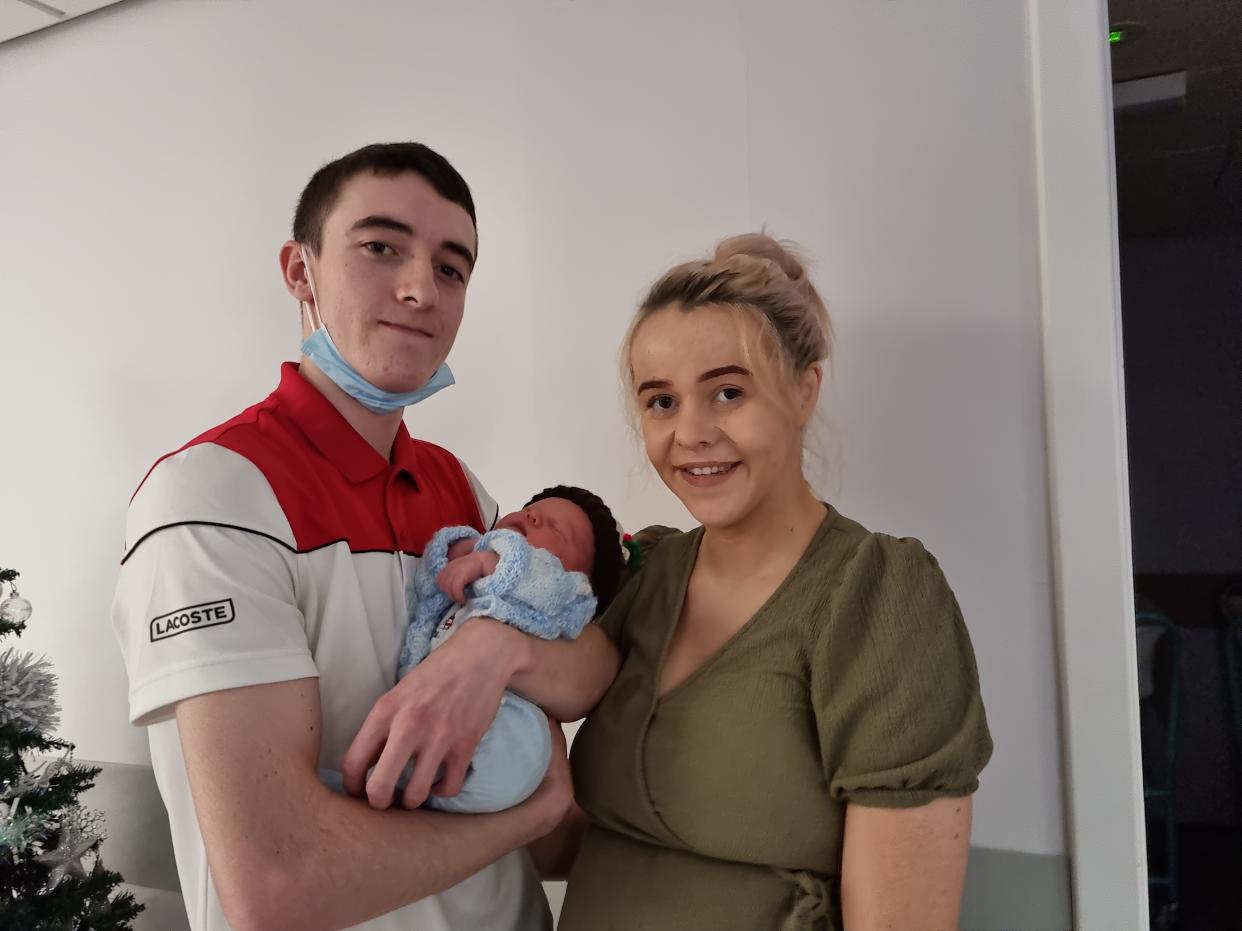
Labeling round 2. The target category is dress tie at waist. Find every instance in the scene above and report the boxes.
[776,868,831,931]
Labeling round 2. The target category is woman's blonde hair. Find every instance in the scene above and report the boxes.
[624,233,833,389]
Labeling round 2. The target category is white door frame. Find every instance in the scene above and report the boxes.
[1028,1,1148,927]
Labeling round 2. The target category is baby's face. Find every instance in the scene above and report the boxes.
[496,498,595,575]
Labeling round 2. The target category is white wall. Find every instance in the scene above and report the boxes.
[1,0,1063,866]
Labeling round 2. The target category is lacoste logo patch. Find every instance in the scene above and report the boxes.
[150,599,235,642]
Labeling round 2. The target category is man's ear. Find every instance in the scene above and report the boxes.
[280,240,313,302]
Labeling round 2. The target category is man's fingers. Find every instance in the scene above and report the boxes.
[342,622,509,812]
[432,747,472,799]
[400,738,447,810]
[340,716,388,798]
[366,730,421,810]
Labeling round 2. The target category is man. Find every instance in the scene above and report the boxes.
[112,143,618,931]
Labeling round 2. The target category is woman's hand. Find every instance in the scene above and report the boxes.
[528,798,591,880]
[340,618,517,809]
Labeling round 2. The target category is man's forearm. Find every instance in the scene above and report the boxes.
[234,783,550,931]
[178,679,564,931]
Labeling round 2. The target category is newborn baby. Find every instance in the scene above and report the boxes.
[399,485,627,812]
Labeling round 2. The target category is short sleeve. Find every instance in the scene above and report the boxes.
[111,523,317,726]
[813,533,992,808]
[594,524,682,645]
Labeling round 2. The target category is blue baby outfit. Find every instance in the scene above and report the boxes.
[400,526,596,812]
[401,526,597,671]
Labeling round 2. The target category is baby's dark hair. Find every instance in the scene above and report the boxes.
[525,485,625,615]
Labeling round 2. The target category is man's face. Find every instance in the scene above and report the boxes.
[298,171,477,393]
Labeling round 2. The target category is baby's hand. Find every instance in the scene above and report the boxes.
[446,537,478,562]
[437,550,501,604]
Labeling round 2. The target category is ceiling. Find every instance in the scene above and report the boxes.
[1109,0,1242,238]
[0,0,128,45]
[2,0,1235,239]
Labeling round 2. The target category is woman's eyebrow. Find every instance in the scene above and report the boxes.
[699,365,751,382]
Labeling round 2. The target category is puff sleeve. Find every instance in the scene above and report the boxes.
[813,534,993,808]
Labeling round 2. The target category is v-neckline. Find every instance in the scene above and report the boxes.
[653,505,836,703]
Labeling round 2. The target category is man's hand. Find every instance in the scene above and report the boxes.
[341,618,516,810]
[437,550,500,604]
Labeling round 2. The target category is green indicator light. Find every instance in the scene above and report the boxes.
[1109,30,1125,44]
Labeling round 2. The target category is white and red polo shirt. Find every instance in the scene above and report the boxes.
[111,362,549,931]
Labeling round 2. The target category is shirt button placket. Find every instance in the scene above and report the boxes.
[385,467,407,552]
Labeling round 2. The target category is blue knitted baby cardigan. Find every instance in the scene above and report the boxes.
[399,526,598,675]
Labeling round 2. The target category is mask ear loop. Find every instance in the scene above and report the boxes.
[299,244,325,334]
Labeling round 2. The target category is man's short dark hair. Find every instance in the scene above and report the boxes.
[293,142,477,255]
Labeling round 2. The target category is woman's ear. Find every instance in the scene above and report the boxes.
[797,363,823,428]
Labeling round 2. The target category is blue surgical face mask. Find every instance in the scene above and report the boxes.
[298,245,455,415]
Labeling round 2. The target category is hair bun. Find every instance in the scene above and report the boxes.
[631,230,833,379]
[713,233,807,284]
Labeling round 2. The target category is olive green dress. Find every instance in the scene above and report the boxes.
[562,506,993,931]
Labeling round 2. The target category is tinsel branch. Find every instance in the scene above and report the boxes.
[0,649,61,734]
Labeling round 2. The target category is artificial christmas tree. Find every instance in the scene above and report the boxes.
[0,567,143,929]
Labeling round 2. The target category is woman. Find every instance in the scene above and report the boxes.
[554,234,992,930]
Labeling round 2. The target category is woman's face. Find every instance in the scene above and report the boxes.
[629,304,819,531]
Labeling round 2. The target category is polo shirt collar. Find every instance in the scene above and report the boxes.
[274,362,421,484]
